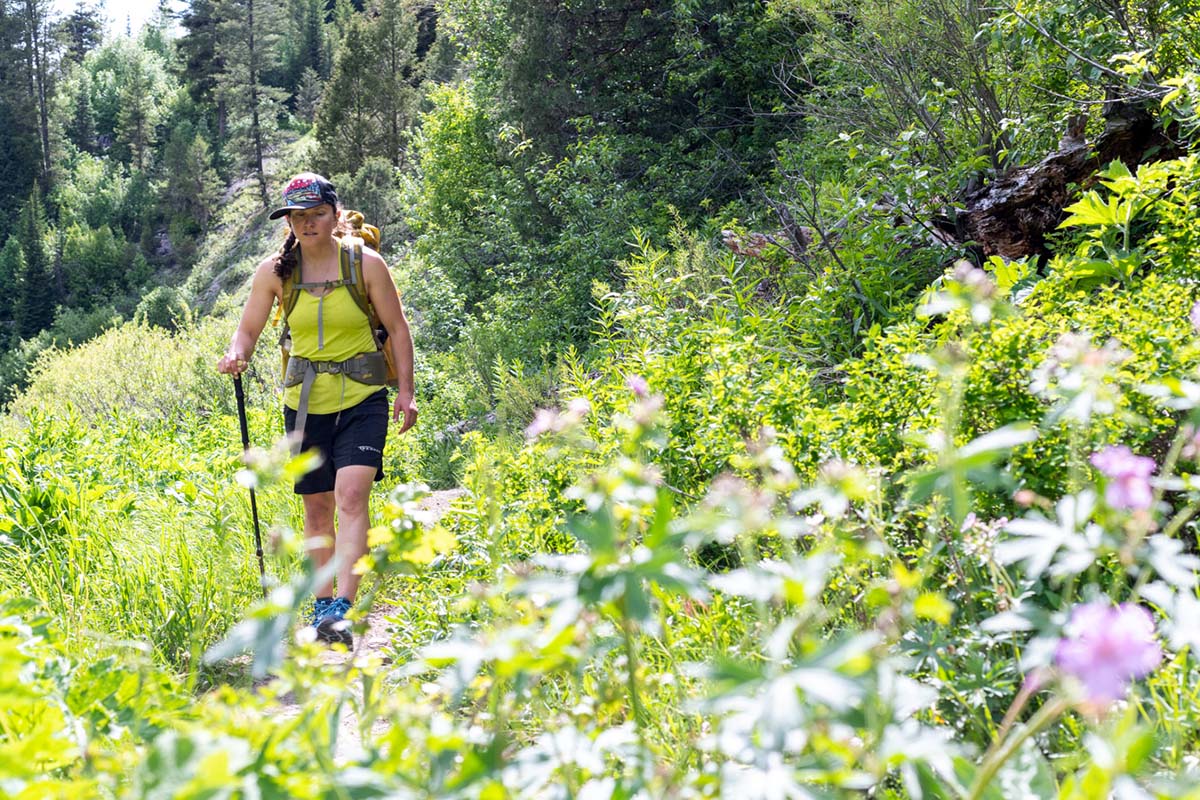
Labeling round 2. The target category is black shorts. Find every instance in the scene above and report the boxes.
[283,389,389,494]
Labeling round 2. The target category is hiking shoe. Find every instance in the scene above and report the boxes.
[314,596,353,647]
[310,597,333,628]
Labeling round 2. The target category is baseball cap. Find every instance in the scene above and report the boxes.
[268,173,339,220]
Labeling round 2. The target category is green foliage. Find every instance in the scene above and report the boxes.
[314,0,428,175]
[56,3,105,65]
[282,0,330,90]
[47,303,123,347]
[214,0,289,206]
[0,305,124,409]
[161,123,222,266]
[586,231,828,486]
[396,255,467,352]
[1056,161,1165,288]
[0,236,25,333]
[294,66,324,124]
[72,36,177,168]
[51,153,128,230]
[135,286,193,332]
[60,223,146,308]
[177,0,223,113]
[15,188,55,340]
[330,155,405,242]
[9,1,1200,795]
[0,1,46,245]
[9,316,241,425]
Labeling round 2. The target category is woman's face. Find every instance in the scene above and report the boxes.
[288,203,337,242]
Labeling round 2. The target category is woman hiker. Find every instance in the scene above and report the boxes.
[217,172,417,647]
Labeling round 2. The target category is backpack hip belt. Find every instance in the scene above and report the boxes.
[285,351,388,450]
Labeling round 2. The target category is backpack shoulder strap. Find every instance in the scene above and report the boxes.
[277,250,304,326]
[340,238,378,327]
[282,272,301,319]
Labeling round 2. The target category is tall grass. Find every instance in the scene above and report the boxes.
[0,407,293,672]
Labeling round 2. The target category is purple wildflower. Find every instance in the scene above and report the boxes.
[626,374,649,398]
[525,409,559,439]
[1191,299,1200,332]
[1089,445,1155,510]
[567,397,591,417]
[1055,602,1162,703]
[1183,424,1200,462]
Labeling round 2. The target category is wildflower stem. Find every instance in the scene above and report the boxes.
[1153,426,1187,503]
[967,696,1070,800]
[1068,423,1084,495]
[992,675,1038,744]
[621,613,651,754]
[1161,503,1198,541]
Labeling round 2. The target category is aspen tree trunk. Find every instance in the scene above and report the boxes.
[247,0,269,208]
[24,0,50,182]
[53,226,64,301]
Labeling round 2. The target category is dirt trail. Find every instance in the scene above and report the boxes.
[269,487,467,761]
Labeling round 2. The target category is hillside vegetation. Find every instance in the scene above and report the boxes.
[4,0,1200,797]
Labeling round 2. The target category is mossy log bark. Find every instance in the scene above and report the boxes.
[958,101,1182,259]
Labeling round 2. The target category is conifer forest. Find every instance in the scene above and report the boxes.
[4,0,1200,796]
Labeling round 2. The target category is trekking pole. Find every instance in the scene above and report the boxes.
[233,374,268,600]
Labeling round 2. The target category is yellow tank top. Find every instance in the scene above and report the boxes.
[283,286,382,413]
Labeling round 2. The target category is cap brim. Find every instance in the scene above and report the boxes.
[268,201,328,220]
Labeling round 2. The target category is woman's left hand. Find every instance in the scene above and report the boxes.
[394,391,417,433]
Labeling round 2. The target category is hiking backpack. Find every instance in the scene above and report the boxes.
[275,212,399,390]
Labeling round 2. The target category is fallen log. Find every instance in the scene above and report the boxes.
[957,101,1182,259]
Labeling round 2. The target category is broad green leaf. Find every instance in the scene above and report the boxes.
[1060,193,1118,228]
[957,423,1039,462]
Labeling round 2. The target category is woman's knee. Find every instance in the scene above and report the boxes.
[334,469,374,514]
[303,492,336,525]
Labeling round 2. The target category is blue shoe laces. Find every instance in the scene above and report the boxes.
[311,597,333,627]
[317,596,352,624]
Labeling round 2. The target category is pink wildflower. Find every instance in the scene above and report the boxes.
[525,409,559,439]
[567,397,591,417]
[1089,445,1155,510]
[1182,424,1200,461]
[626,374,649,398]
[1191,299,1200,332]
[1055,602,1162,703]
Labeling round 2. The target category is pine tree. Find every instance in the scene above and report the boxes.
[140,0,176,58]
[162,126,221,261]
[0,1,45,240]
[315,16,381,174]
[15,187,54,339]
[300,0,327,77]
[295,66,323,124]
[115,52,157,170]
[178,0,225,137]
[215,0,287,207]
[0,237,25,332]
[22,0,53,184]
[373,0,423,169]
[314,0,424,175]
[281,0,326,93]
[64,66,96,153]
[56,2,103,64]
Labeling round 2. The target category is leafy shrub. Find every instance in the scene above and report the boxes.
[395,255,466,353]
[331,156,407,244]
[134,285,192,332]
[8,315,257,426]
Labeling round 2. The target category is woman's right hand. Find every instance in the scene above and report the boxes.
[217,350,249,375]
